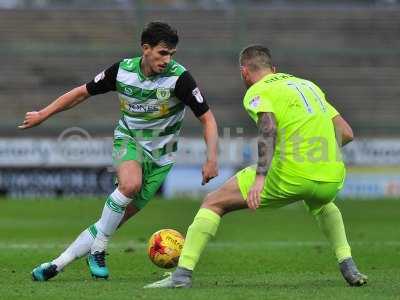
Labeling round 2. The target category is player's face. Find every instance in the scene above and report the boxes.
[142,43,177,74]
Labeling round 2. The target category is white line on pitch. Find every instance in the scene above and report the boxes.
[0,240,399,250]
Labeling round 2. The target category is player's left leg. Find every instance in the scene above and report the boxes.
[48,190,146,272]
[304,182,367,286]
[32,159,171,281]
[144,175,248,288]
[31,203,140,281]
[32,161,141,282]
[40,182,144,279]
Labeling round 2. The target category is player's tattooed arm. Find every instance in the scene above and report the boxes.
[247,112,277,210]
[256,112,277,176]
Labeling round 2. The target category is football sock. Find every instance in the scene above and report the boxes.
[315,202,352,262]
[178,208,221,271]
[90,188,132,254]
[52,228,94,271]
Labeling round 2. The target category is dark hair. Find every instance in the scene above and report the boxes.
[141,22,179,48]
[239,45,273,71]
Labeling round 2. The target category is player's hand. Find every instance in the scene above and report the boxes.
[247,175,265,211]
[201,159,218,185]
[18,111,46,129]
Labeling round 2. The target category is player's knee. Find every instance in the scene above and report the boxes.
[118,179,141,197]
[319,202,339,215]
[201,192,225,216]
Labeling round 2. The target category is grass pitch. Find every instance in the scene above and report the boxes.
[0,197,399,299]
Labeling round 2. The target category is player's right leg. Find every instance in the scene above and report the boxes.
[144,175,248,288]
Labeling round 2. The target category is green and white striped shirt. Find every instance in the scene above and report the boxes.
[86,57,209,166]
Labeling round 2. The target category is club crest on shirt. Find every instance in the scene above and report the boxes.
[249,96,260,108]
[156,88,171,101]
[192,87,204,103]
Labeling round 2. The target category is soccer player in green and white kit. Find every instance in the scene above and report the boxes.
[19,22,219,281]
[145,45,367,288]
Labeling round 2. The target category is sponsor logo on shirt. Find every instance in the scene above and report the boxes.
[94,71,105,83]
[120,96,169,115]
[192,87,204,103]
[127,103,159,113]
[123,87,134,96]
[249,96,260,108]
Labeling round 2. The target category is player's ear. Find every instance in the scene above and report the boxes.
[240,66,247,79]
[142,44,152,54]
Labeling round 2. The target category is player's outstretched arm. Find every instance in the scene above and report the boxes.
[332,115,354,146]
[18,84,91,129]
[198,110,219,185]
[247,112,277,210]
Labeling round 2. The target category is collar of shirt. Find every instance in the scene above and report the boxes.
[137,57,171,82]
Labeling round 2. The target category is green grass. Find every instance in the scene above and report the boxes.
[0,198,399,299]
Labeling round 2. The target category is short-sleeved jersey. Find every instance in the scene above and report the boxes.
[86,57,209,166]
[243,73,344,182]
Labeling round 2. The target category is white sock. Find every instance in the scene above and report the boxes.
[91,229,109,254]
[90,189,131,254]
[52,227,95,271]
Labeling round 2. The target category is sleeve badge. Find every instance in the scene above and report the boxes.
[249,96,260,108]
[94,71,105,83]
[192,87,204,103]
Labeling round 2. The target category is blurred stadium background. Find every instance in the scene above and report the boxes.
[0,0,399,198]
[1,1,400,299]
